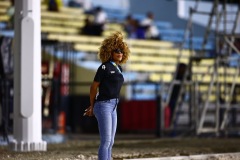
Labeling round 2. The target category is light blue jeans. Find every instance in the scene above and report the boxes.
[93,98,119,160]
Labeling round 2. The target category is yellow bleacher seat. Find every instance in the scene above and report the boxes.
[216,67,238,74]
[192,66,238,75]
[41,21,124,36]
[192,65,211,74]
[41,11,86,20]
[41,5,84,14]
[130,55,177,63]
[0,8,6,14]
[42,20,120,30]
[192,59,215,66]
[194,73,240,83]
[202,94,216,102]
[198,85,214,92]
[48,34,104,44]
[127,63,176,72]
[204,67,237,75]
[105,23,123,31]
[74,44,99,52]
[130,55,188,64]
[130,48,190,57]
[0,14,8,22]
[128,39,174,48]
[41,26,79,34]
[149,73,173,82]
[179,58,189,64]
[0,1,10,7]
[196,74,212,83]
[197,85,232,93]
[41,19,85,28]
[197,84,240,102]
[237,95,240,101]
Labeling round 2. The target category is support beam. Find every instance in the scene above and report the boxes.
[9,0,47,151]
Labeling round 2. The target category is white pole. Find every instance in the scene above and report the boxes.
[10,0,47,151]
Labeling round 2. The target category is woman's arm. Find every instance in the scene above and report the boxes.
[90,81,100,107]
[84,81,100,116]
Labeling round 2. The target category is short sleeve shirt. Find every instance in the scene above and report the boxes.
[94,61,124,101]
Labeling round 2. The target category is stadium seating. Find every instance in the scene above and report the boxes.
[0,0,238,101]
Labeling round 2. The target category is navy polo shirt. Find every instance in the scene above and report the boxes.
[94,61,124,101]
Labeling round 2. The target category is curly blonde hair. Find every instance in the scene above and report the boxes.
[98,31,130,64]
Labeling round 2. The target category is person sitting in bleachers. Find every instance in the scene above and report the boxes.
[133,19,145,39]
[91,6,108,36]
[140,11,160,40]
[81,17,94,36]
[145,24,160,40]
[123,14,145,39]
[123,14,136,39]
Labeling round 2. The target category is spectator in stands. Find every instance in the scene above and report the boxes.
[140,11,160,40]
[123,14,135,38]
[133,19,146,39]
[92,6,108,36]
[123,15,145,39]
[81,17,93,35]
[145,24,160,40]
[141,12,154,27]
[84,32,130,160]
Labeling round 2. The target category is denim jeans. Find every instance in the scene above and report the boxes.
[93,98,119,160]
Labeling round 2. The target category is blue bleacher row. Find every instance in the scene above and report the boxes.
[0,22,6,29]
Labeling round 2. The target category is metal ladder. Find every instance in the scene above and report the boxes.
[168,0,240,135]
[196,0,240,135]
[220,6,240,131]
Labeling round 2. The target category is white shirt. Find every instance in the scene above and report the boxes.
[141,18,153,27]
[94,11,107,24]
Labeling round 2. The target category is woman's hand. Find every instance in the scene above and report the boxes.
[83,106,94,116]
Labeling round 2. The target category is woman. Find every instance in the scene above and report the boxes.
[84,31,130,160]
